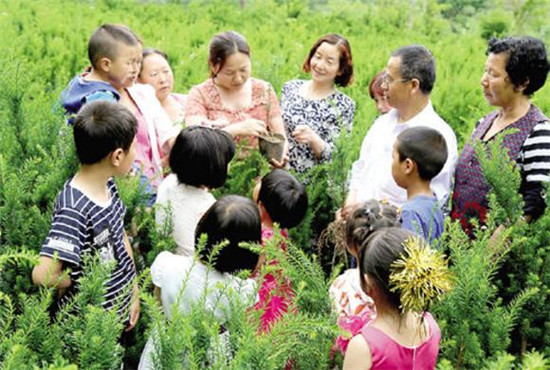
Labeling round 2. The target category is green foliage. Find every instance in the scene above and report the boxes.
[1,0,550,368]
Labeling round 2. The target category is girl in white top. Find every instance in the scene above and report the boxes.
[155,126,235,256]
[139,195,262,369]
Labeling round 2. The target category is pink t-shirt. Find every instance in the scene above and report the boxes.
[185,78,282,148]
[360,312,441,370]
[134,107,164,187]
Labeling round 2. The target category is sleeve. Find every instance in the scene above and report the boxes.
[519,122,550,218]
[349,124,376,194]
[342,97,356,131]
[84,90,118,104]
[40,207,87,266]
[266,83,283,130]
[184,84,209,121]
[150,251,173,288]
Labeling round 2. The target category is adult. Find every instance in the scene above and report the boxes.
[281,34,355,173]
[451,36,550,229]
[343,45,458,215]
[368,70,392,115]
[139,48,187,124]
[185,31,287,166]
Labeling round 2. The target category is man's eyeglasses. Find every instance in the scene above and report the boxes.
[382,72,410,85]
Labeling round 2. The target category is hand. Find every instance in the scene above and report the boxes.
[292,125,326,157]
[125,291,140,332]
[270,154,289,168]
[237,118,268,137]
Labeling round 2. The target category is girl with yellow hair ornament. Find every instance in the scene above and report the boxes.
[343,228,452,370]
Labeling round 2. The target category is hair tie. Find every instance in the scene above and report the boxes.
[389,236,453,313]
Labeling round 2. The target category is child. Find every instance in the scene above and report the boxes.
[61,23,178,193]
[61,24,142,117]
[155,126,235,256]
[368,70,391,115]
[343,228,448,369]
[252,169,308,331]
[32,101,140,331]
[391,126,447,244]
[329,200,400,355]
[139,195,261,369]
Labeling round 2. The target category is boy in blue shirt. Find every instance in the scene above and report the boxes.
[32,100,140,331]
[60,24,142,121]
[391,126,448,244]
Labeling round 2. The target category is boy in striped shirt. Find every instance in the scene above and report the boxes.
[32,100,140,331]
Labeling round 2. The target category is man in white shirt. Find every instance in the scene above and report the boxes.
[344,45,458,214]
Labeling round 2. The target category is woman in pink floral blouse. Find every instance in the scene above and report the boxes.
[185,31,288,166]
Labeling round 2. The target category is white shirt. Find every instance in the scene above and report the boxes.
[155,174,216,256]
[349,102,458,209]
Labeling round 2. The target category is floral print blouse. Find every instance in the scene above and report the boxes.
[185,78,282,149]
[281,80,355,173]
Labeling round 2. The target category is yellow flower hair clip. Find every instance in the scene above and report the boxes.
[389,236,453,313]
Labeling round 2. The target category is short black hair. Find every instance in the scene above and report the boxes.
[258,169,308,229]
[169,126,235,188]
[396,126,447,181]
[487,36,550,96]
[392,45,436,95]
[196,195,261,274]
[73,100,137,164]
[88,24,141,69]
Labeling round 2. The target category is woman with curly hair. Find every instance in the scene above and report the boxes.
[451,36,550,230]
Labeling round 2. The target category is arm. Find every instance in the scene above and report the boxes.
[124,231,140,331]
[32,256,71,289]
[343,334,371,370]
[519,121,550,220]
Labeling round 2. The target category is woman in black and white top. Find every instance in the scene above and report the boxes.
[281,34,355,173]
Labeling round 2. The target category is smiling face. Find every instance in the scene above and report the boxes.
[139,53,174,102]
[106,43,142,90]
[308,41,341,85]
[481,52,519,108]
[373,92,392,114]
[211,52,251,91]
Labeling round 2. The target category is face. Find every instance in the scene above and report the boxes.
[118,137,137,175]
[481,52,518,108]
[107,43,142,90]
[139,53,174,102]
[373,92,392,114]
[382,56,412,111]
[391,141,407,189]
[309,42,341,85]
[212,52,251,91]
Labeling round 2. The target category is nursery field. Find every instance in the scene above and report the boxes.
[0,0,550,368]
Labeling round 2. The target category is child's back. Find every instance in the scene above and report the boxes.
[155,126,235,256]
[401,195,444,244]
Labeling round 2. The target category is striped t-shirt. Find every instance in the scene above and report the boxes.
[518,121,550,218]
[40,178,136,320]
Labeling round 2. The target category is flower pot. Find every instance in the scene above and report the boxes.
[259,133,285,163]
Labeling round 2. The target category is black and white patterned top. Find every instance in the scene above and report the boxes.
[40,178,136,320]
[281,80,355,173]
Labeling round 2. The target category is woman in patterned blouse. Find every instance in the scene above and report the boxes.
[185,31,287,166]
[452,36,550,230]
[281,34,356,173]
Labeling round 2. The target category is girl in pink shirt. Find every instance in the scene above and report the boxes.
[343,228,450,370]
